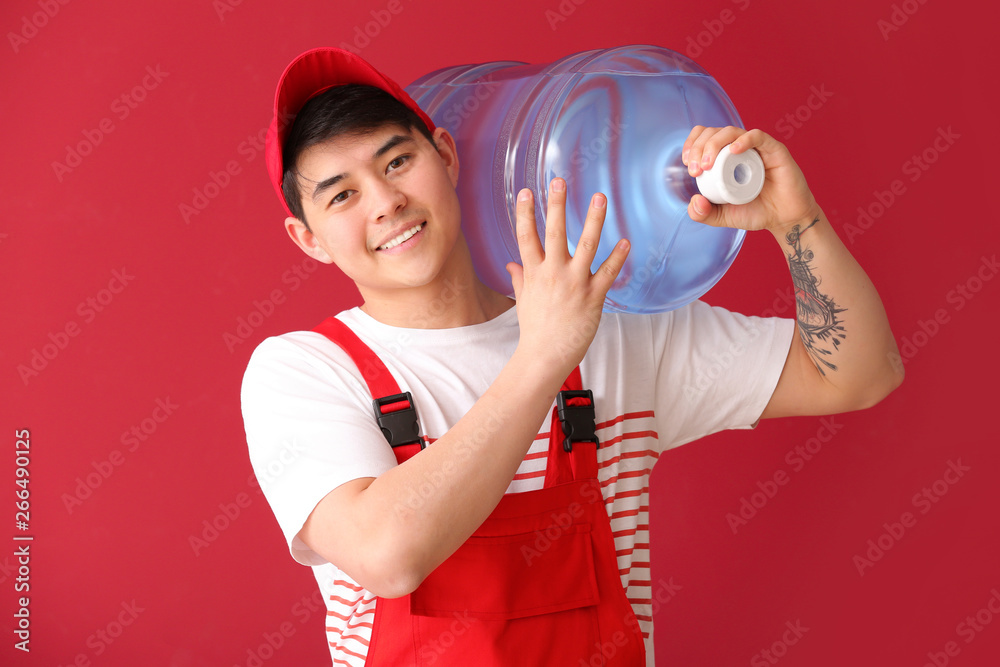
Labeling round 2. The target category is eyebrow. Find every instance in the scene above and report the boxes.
[310,134,416,205]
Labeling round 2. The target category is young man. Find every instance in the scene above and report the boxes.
[242,47,902,666]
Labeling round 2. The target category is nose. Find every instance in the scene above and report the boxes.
[370,177,407,223]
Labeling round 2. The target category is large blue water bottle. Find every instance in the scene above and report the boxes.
[406,44,756,313]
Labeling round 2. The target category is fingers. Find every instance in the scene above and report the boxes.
[592,238,630,292]
[686,193,721,227]
[555,185,621,279]
[567,187,629,293]
[514,187,543,267]
[515,178,625,278]
[683,125,746,177]
[543,178,568,259]
[730,128,788,165]
[681,125,705,167]
[573,192,608,267]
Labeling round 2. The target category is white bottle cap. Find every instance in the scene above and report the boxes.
[695,144,765,206]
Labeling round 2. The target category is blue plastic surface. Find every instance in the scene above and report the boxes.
[406,45,747,313]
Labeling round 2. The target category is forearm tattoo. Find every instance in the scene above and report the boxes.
[785,217,846,374]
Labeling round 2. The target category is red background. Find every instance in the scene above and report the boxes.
[2,0,997,665]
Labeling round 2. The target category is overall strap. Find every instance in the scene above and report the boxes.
[544,366,600,488]
[312,316,599,480]
[312,317,424,464]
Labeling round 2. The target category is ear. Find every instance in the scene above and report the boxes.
[284,216,334,264]
[431,127,460,187]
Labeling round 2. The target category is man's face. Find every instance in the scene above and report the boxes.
[285,124,463,299]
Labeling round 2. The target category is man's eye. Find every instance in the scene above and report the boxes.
[388,154,410,171]
[331,191,349,204]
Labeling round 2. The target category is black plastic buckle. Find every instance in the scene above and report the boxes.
[372,392,423,449]
[556,390,599,453]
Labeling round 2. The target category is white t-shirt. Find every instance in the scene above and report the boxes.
[241,300,795,667]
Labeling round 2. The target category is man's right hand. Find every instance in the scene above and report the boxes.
[506,177,630,381]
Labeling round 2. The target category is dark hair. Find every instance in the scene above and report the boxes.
[281,84,436,227]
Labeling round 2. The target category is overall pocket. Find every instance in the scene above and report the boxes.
[410,523,602,666]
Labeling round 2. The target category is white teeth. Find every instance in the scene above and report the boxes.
[378,222,424,250]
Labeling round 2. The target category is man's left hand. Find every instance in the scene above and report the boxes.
[682,126,818,235]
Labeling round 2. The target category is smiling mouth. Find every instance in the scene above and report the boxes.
[377,222,425,251]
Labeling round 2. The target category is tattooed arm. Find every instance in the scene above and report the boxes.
[682,127,904,418]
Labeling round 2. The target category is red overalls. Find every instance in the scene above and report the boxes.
[314,317,646,667]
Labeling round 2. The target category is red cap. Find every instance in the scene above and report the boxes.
[265,47,437,217]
